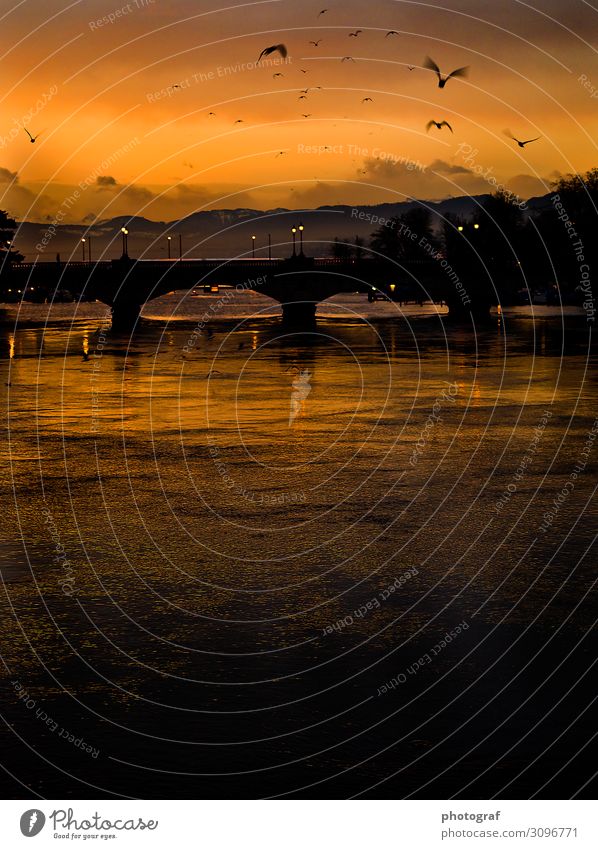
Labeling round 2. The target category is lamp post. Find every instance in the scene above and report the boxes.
[291,227,297,257]
[299,222,304,256]
[121,227,129,259]
[81,238,86,262]
[167,235,172,259]
[251,234,256,258]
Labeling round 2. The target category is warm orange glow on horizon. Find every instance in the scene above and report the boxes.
[1,1,596,223]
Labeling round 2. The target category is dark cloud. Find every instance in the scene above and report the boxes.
[429,160,473,175]
[0,167,19,183]
[96,175,117,187]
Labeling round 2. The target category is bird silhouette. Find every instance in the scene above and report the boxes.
[234,119,244,124]
[349,30,362,37]
[426,120,453,133]
[318,8,328,16]
[257,44,287,63]
[300,88,310,94]
[300,68,309,73]
[309,40,323,47]
[362,97,373,102]
[386,30,400,37]
[298,95,308,100]
[407,65,415,71]
[504,129,540,148]
[273,72,284,78]
[302,113,313,117]
[208,112,216,117]
[341,56,355,62]
[24,128,42,143]
[423,56,469,88]
[275,151,287,157]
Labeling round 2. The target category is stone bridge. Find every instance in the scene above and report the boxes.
[3,253,491,329]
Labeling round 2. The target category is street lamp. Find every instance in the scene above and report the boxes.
[291,227,297,257]
[474,223,480,230]
[81,238,86,262]
[167,235,172,259]
[251,234,256,258]
[121,227,129,258]
[299,223,304,256]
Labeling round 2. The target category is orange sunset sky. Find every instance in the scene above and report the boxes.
[1,0,597,223]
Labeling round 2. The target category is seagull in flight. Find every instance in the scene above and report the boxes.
[349,30,362,37]
[426,119,453,133]
[318,8,328,16]
[341,56,355,62]
[302,113,313,117]
[300,68,309,73]
[275,151,287,157]
[234,119,244,124]
[386,30,400,37]
[309,39,323,47]
[273,72,284,78]
[208,112,216,117]
[24,128,42,143]
[362,97,373,103]
[504,129,541,148]
[407,65,415,71]
[257,44,287,63]
[423,56,469,88]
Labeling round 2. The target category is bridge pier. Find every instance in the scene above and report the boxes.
[110,300,141,331]
[281,301,317,328]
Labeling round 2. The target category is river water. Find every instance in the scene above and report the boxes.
[0,291,596,799]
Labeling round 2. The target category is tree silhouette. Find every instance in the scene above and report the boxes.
[0,210,24,264]
[370,207,438,261]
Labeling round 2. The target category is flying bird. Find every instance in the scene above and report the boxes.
[275,151,287,157]
[298,95,308,100]
[300,88,310,94]
[24,128,42,143]
[273,72,284,78]
[300,68,309,73]
[234,119,244,124]
[349,30,362,37]
[407,65,415,71]
[423,55,469,88]
[318,8,328,16]
[362,97,373,102]
[257,44,287,63]
[504,129,541,148]
[208,112,216,117]
[309,40,323,47]
[302,113,313,117]
[341,56,355,62]
[426,120,453,133]
[386,30,400,37]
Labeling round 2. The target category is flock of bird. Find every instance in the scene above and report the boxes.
[19,10,540,161]
[233,14,540,156]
